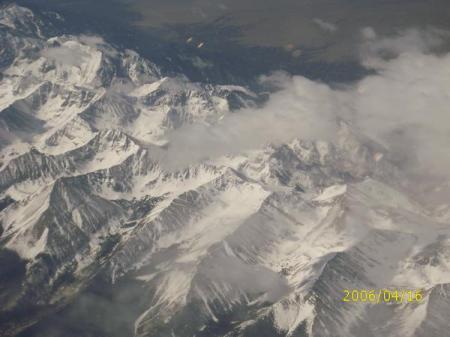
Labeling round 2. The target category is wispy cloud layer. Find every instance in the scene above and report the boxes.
[160,28,450,180]
[313,18,338,33]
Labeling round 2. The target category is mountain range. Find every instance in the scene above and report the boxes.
[1,4,450,337]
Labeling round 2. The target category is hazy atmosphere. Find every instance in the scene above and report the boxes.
[14,0,450,77]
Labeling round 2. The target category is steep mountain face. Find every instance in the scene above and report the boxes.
[1,4,449,337]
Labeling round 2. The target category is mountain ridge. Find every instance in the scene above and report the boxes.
[1,4,450,337]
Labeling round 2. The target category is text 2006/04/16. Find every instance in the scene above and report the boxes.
[342,289,424,304]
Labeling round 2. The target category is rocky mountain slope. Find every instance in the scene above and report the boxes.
[1,4,450,337]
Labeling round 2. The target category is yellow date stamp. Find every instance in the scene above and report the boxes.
[342,289,424,304]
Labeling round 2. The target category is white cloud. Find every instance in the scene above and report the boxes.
[313,18,338,33]
[361,27,377,40]
[191,56,213,69]
[41,35,108,67]
[160,73,339,168]
[160,28,450,181]
[41,44,90,67]
[360,27,450,68]
[78,35,105,47]
[354,28,450,176]
[201,256,290,302]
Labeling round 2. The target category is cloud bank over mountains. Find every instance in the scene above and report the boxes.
[161,28,450,181]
